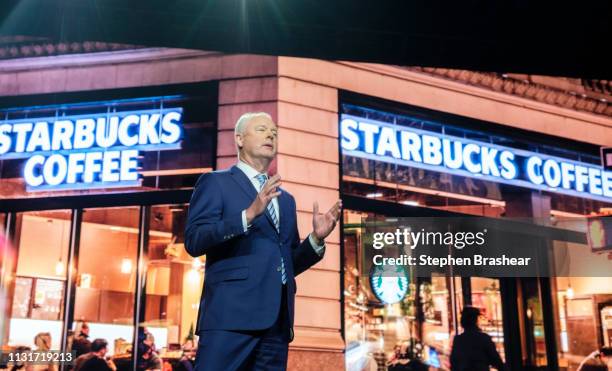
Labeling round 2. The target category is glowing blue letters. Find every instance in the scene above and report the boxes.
[0,108,183,191]
[340,114,612,202]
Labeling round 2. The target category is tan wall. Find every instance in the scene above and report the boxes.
[278,58,612,146]
[217,75,345,369]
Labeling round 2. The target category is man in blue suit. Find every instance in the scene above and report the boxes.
[185,112,341,370]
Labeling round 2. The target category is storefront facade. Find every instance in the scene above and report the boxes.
[1,45,611,370]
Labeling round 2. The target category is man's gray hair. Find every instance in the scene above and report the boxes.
[234,112,273,136]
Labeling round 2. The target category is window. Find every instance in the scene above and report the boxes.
[140,204,201,354]
[6,210,71,350]
[73,207,140,355]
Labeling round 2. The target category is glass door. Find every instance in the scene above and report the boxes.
[72,206,140,363]
[469,277,505,361]
[3,210,72,351]
[139,204,199,368]
[520,277,549,369]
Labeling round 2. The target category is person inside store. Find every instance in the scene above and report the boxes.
[133,328,163,371]
[185,112,341,370]
[32,332,56,371]
[73,338,116,371]
[387,341,428,371]
[71,322,92,358]
[3,345,34,371]
[450,306,506,371]
[386,344,402,368]
[577,346,612,371]
[175,341,196,371]
[136,344,162,371]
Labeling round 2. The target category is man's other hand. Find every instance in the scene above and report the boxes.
[312,199,342,244]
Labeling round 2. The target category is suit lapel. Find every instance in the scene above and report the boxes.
[230,165,277,233]
[230,165,257,199]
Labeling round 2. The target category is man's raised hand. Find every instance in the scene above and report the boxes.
[245,174,282,224]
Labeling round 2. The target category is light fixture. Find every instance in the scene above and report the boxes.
[401,200,420,206]
[187,268,200,284]
[55,260,65,276]
[187,258,203,284]
[366,192,383,198]
[121,258,133,274]
[566,276,574,300]
[120,232,132,274]
[192,258,202,270]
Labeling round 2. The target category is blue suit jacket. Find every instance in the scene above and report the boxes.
[184,165,323,334]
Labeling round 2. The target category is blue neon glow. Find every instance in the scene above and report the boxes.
[340,119,360,151]
[52,120,74,151]
[463,143,482,174]
[442,139,462,169]
[83,151,103,183]
[66,153,86,184]
[43,154,68,186]
[13,123,32,153]
[588,167,603,195]
[423,134,443,165]
[340,114,612,202]
[120,150,139,181]
[542,159,562,188]
[160,111,182,144]
[574,165,588,192]
[525,156,543,184]
[0,107,183,191]
[499,151,517,179]
[27,122,51,152]
[96,117,119,148]
[105,151,121,182]
[117,114,140,147]
[74,119,96,149]
[377,126,401,158]
[23,155,44,187]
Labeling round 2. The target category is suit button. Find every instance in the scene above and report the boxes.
[277,266,281,272]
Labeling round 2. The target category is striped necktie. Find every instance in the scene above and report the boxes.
[255,174,286,285]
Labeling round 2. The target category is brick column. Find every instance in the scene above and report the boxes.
[217,75,345,370]
[276,77,344,369]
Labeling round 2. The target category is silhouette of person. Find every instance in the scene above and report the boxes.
[450,306,505,371]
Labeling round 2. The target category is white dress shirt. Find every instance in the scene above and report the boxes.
[237,161,325,256]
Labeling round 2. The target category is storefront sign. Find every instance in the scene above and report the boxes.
[369,264,409,304]
[0,108,183,190]
[341,114,612,202]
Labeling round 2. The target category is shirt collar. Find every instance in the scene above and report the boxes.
[236,160,266,180]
